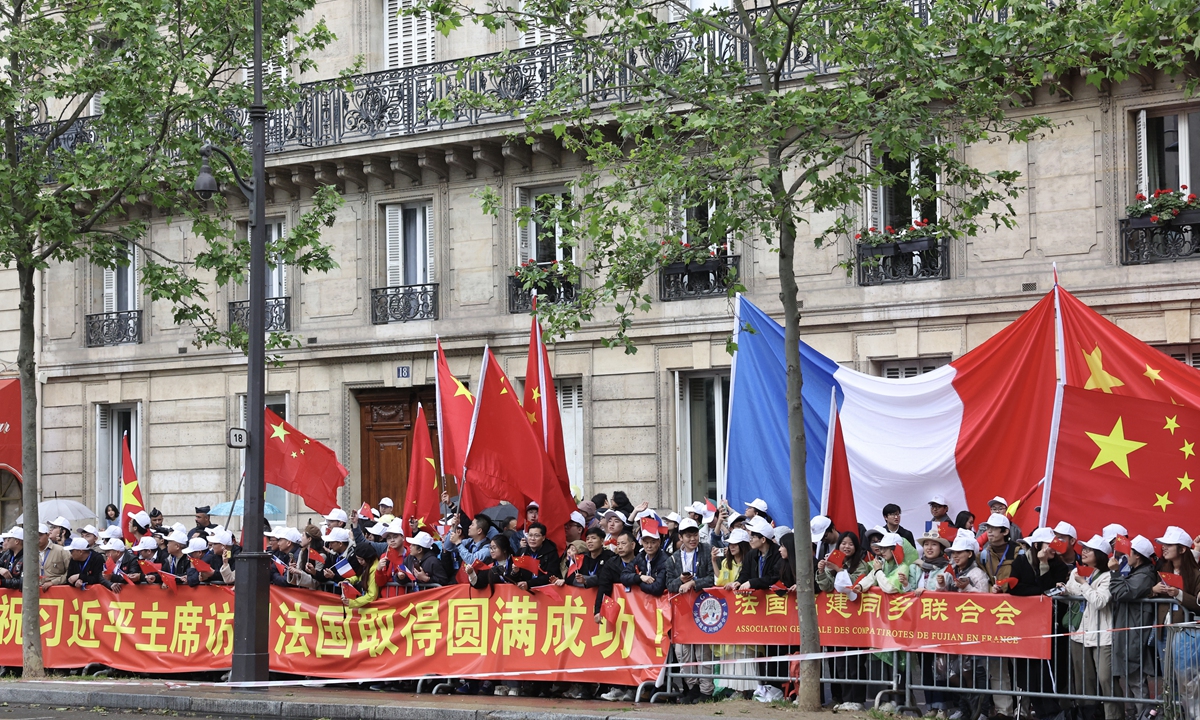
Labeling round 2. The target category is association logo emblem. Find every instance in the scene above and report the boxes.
[693,592,728,634]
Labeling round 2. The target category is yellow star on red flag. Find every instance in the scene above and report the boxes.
[1182,440,1195,459]
[1179,472,1194,492]
[1165,416,1180,434]
[1082,346,1125,394]
[270,423,290,442]
[1144,364,1163,384]
[1085,417,1145,477]
[1154,492,1173,511]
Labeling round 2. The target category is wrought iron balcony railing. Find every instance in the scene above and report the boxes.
[1119,213,1200,265]
[371,284,439,324]
[86,310,142,347]
[856,236,949,286]
[509,273,578,314]
[659,254,740,301]
[229,297,291,333]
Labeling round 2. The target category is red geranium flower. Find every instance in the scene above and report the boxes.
[855,233,862,240]
[1184,185,1189,190]
[869,227,877,232]
[1136,193,1147,201]
[885,225,894,234]
[1151,215,1160,223]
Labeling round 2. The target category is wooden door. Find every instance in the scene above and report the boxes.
[357,388,439,512]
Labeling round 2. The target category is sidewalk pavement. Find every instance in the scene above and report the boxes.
[0,679,826,719]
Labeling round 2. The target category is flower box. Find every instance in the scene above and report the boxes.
[896,237,937,253]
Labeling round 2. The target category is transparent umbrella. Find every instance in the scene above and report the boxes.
[209,499,283,517]
[15,497,96,525]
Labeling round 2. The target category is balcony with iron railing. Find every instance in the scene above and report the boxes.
[229,296,291,333]
[85,310,142,347]
[1119,211,1200,265]
[509,273,578,314]
[371,283,439,324]
[659,254,740,301]
[856,236,949,286]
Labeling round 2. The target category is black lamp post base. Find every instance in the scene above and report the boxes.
[231,551,272,683]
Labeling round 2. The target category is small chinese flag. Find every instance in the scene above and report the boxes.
[535,585,563,603]
[600,594,620,626]
[138,559,161,576]
[308,548,324,565]
[1050,537,1069,555]
[160,572,177,591]
[341,581,361,599]
[937,522,957,543]
[567,553,584,577]
[825,549,845,569]
[995,577,1018,591]
[1113,536,1132,556]
[1160,572,1184,590]
[272,557,288,576]
[946,562,957,579]
[892,545,905,564]
[770,581,787,593]
[358,502,373,519]
[512,554,541,575]
[640,517,662,536]
[471,559,493,572]
[192,558,213,574]
[1075,563,1094,579]
[104,557,116,575]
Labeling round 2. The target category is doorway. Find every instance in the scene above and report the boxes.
[357,387,439,512]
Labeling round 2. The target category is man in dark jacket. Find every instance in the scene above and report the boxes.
[568,527,616,611]
[0,527,23,590]
[1109,535,1159,709]
[623,527,674,596]
[520,522,560,588]
[600,529,640,599]
[404,531,450,587]
[736,516,783,589]
[65,537,110,590]
[668,518,715,702]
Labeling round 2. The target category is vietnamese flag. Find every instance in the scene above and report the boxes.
[119,433,145,541]
[435,339,474,486]
[263,407,348,514]
[1048,385,1200,543]
[402,404,441,534]
[523,317,575,507]
[463,348,572,550]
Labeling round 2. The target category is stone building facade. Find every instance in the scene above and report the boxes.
[0,1,1197,530]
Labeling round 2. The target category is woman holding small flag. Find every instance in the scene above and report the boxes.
[1061,535,1119,720]
[467,533,535,588]
[342,541,381,608]
[816,531,868,594]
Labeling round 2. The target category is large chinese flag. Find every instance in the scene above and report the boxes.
[402,403,441,533]
[435,339,474,488]
[1059,288,1200,406]
[1049,385,1200,542]
[523,317,575,507]
[463,349,570,549]
[119,434,145,540]
[263,407,348,514]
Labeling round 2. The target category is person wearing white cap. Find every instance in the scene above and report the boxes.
[36,522,70,590]
[730,516,781,592]
[810,515,838,560]
[565,510,587,545]
[1153,526,1199,611]
[47,516,72,544]
[79,524,99,546]
[64,536,107,589]
[0,527,23,590]
[852,533,909,594]
[668,517,715,703]
[1053,521,1079,564]
[935,529,989,593]
[403,531,449,587]
[132,536,162,584]
[272,527,317,589]
[986,497,1023,541]
[100,537,139,591]
[324,508,349,528]
[377,497,395,523]
[743,497,772,524]
[928,495,952,526]
[159,529,198,588]
[1061,535,1118,718]
[685,502,715,546]
[208,530,238,584]
[977,513,1020,716]
[614,523,673,597]
[1107,534,1159,707]
[185,538,215,583]
[127,510,152,544]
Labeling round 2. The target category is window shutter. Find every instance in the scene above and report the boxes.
[424,203,435,283]
[278,220,288,295]
[557,380,585,493]
[244,38,288,86]
[90,92,105,116]
[864,144,881,229]
[385,205,403,287]
[519,0,561,46]
[517,188,532,264]
[387,0,435,68]
[385,0,401,69]
[1136,109,1148,198]
[130,245,139,311]
[103,267,116,313]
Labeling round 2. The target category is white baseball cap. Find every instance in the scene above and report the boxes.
[773,526,792,542]
[211,530,234,546]
[1,527,23,541]
[678,518,700,533]
[949,531,978,553]
[526,501,540,510]
[378,497,394,507]
[37,523,49,534]
[385,519,406,536]
[165,530,189,545]
[407,531,434,549]
[1101,523,1128,542]
[929,495,948,506]
[128,510,151,528]
[100,526,123,540]
[66,537,90,551]
[1028,527,1056,545]
[639,527,660,541]
[49,516,72,530]
[367,522,388,536]
[279,527,304,545]
[1130,535,1155,559]
[810,515,832,542]
[988,496,1009,508]
[1157,525,1194,548]
[568,511,586,527]
[602,509,628,524]
[876,533,902,548]
[185,538,209,554]
[324,508,349,524]
[1081,535,1112,556]
[1053,521,1078,539]
[727,529,751,545]
[82,524,98,536]
[665,512,682,525]
[134,536,159,552]
[982,513,1011,530]
[172,522,187,534]
[746,516,774,538]
[325,527,352,544]
[102,538,125,552]
[745,498,769,513]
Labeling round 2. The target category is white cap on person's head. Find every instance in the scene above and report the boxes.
[1053,521,1077,539]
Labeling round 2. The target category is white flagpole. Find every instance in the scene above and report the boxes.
[1038,264,1067,527]
[820,387,837,516]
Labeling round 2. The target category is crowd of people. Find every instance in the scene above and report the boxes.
[1,491,1196,716]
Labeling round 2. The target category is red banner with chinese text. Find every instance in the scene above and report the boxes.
[0,584,671,684]
[671,590,1053,660]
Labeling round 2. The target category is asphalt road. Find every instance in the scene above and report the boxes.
[0,705,251,720]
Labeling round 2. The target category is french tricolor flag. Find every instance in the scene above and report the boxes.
[333,556,356,579]
[726,293,1057,533]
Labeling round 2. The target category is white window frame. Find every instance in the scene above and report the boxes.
[674,370,730,511]
[266,220,288,299]
[1135,107,1200,197]
[243,37,289,86]
[556,378,585,498]
[239,393,291,523]
[864,143,941,230]
[517,185,573,266]
[385,0,436,67]
[384,202,435,287]
[102,243,138,313]
[877,356,951,379]
[96,403,141,516]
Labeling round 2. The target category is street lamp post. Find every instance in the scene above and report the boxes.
[193,0,270,684]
